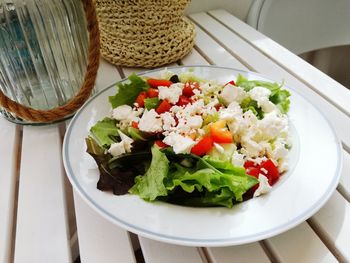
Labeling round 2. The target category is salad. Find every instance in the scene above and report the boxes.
[86,69,291,208]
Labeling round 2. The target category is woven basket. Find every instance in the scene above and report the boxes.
[94,0,195,68]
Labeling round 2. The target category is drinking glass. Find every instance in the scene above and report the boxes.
[0,0,88,124]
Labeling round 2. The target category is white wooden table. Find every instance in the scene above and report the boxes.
[1,10,350,263]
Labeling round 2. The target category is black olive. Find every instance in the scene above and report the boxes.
[169,75,180,83]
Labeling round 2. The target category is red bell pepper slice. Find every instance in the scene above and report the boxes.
[147,79,172,88]
[177,95,192,106]
[156,99,172,114]
[135,91,147,108]
[155,140,168,148]
[210,120,233,144]
[191,136,213,156]
[147,88,159,98]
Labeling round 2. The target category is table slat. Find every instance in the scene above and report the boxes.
[122,63,178,78]
[95,58,121,91]
[73,59,138,262]
[338,150,350,200]
[179,46,273,262]
[190,12,350,148]
[0,119,18,263]
[206,243,270,263]
[266,222,337,263]
[139,238,203,263]
[310,191,350,262]
[209,9,350,116]
[181,48,209,65]
[74,193,136,263]
[133,48,208,263]
[193,25,248,70]
[14,126,71,263]
[190,11,348,262]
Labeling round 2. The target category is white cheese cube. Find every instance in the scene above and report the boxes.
[158,85,182,104]
[138,109,163,133]
[220,84,247,105]
[108,142,126,157]
[112,105,133,120]
[163,133,195,154]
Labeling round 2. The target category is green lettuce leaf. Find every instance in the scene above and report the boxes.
[240,97,264,119]
[109,73,149,108]
[90,117,118,148]
[129,146,169,201]
[236,74,281,95]
[236,74,290,114]
[144,97,161,110]
[270,89,291,114]
[86,137,140,195]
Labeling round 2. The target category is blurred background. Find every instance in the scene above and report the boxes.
[187,0,350,89]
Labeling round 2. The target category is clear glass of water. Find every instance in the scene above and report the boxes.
[0,0,88,124]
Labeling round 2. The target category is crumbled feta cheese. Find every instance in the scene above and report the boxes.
[176,117,191,134]
[220,84,247,105]
[200,82,217,94]
[158,85,182,104]
[272,139,289,160]
[163,133,195,154]
[197,129,205,136]
[161,112,176,131]
[253,174,272,197]
[261,101,277,113]
[112,105,133,120]
[118,130,134,153]
[260,168,268,174]
[248,86,271,102]
[231,151,245,167]
[248,156,268,165]
[258,112,288,140]
[187,116,203,129]
[241,131,262,158]
[220,102,243,121]
[108,142,126,157]
[183,99,205,116]
[193,89,202,96]
[278,160,289,173]
[213,143,225,153]
[180,158,192,167]
[138,109,163,133]
[248,86,277,113]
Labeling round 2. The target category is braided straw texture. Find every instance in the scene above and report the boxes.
[0,0,100,123]
[95,0,195,68]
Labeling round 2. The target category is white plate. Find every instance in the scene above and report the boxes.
[63,66,342,247]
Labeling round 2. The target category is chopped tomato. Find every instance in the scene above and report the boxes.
[182,85,194,97]
[177,95,192,106]
[147,88,159,98]
[183,81,199,96]
[210,120,233,144]
[191,136,213,156]
[155,140,168,148]
[135,91,147,108]
[225,80,236,86]
[244,158,280,187]
[244,161,256,169]
[131,121,139,129]
[260,159,280,185]
[156,99,172,114]
[246,167,260,178]
[147,79,172,88]
[214,103,224,111]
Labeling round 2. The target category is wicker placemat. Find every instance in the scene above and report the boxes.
[94,0,195,68]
